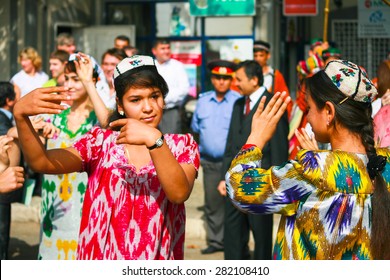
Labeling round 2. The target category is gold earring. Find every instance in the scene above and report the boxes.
[119,111,124,116]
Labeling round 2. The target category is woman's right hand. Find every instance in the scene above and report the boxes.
[13,86,71,119]
[246,91,291,149]
[0,135,13,172]
[0,166,25,194]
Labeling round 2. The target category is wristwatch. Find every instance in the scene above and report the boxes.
[147,135,164,150]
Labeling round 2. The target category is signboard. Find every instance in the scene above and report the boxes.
[358,0,390,38]
[189,0,255,16]
[171,41,202,98]
[283,0,318,16]
[219,39,253,63]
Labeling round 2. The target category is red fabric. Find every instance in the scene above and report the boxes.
[271,70,293,120]
[73,127,200,260]
[245,96,251,116]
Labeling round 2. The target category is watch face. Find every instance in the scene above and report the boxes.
[156,137,164,147]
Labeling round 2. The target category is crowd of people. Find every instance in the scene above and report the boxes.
[0,33,389,260]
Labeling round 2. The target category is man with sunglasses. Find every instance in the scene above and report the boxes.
[191,60,240,255]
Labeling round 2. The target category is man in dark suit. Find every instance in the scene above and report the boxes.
[217,60,289,260]
[0,81,23,259]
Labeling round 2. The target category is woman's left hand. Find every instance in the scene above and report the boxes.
[110,118,162,147]
[295,128,319,150]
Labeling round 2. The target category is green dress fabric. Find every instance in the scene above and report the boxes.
[38,108,98,260]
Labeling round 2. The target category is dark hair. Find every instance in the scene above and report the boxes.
[237,60,264,86]
[0,81,15,107]
[152,38,170,48]
[101,48,127,63]
[64,60,99,81]
[123,45,139,56]
[49,50,70,63]
[109,67,169,128]
[115,35,130,44]
[307,71,390,260]
[377,60,390,98]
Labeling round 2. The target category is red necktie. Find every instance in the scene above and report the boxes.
[245,96,251,116]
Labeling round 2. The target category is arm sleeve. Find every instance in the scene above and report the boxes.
[226,145,314,216]
[163,62,190,106]
[190,102,200,134]
[72,126,104,173]
[176,133,200,172]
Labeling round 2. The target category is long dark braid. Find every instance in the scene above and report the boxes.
[307,71,390,259]
[361,122,390,259]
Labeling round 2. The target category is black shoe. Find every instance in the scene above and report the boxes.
[201,246,223,254]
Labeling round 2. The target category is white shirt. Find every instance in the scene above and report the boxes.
[10,70,49,97]
[263,66,274,92]
[155,58,190,109]
[245,86,267,114]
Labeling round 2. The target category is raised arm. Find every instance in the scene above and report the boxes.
[13,86,83,174]
[75,52,111,128]
[111,118,197,204]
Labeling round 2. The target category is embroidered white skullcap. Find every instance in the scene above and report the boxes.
[114,55,157,79]
[324,60,378,103]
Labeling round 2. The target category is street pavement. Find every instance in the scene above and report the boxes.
[8,167,279,260]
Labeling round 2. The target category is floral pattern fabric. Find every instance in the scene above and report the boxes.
[226,146,390,260]
[39,108,98,260]
[73,127,200,260]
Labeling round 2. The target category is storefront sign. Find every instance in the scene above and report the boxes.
[283,0,318,16]
[189,0,255,16]
[171,41,202,98]
[358,0,390,38]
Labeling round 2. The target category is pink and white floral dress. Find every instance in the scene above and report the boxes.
[73,127,199,260]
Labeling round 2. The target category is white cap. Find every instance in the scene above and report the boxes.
[113,55,156,79]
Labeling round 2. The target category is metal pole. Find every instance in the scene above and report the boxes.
[323,0,330,43]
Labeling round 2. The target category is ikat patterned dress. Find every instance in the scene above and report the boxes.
[39,109,98,260]
[73,127,200,260]
[226,145,390,260]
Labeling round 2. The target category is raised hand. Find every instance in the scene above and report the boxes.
[0,135,13,172]
[74,52,94,84]
[109,118,162,148]
[294,128,319,150]
[246,91,291,149]
[382,90,390,106]
[41,122,60,139]
[13,86,71,118]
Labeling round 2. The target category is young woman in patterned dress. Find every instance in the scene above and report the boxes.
[13,55,199,260]
[225,60,390,260]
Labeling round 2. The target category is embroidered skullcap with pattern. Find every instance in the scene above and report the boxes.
[322,47,342,60]
[296,60,310,77]
[114,55,157,79]
[324,60,378,103]
[310,38,323,50]
[306,53,324,74]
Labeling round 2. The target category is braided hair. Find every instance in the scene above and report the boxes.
[307,71,390,259]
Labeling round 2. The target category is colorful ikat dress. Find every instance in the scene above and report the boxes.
[226,145,390,259]
[39,109,98,260]
[73,127,200,259]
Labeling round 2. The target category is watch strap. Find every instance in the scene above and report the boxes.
[147,135,164,150]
